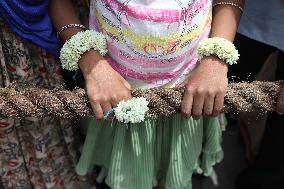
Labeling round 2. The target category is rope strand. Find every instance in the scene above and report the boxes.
[0,81,282,119]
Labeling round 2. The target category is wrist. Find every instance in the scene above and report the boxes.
[198,37,239,66]
[198,56,228,75]
[202,56,228,71]
[79,50,109,78]
[58,25,86,42]
[59,30,108,71]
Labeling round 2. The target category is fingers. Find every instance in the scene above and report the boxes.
[88,93,112,120]
[90,101,104,120]
[192,89,205,119]
[88,90,131,121]
[101,101,113,122]
[118,75,132,91]
[181,88,193,117]
[182,86,225,118]
[276,87,284,114]
[101,102,113,116]
[122,80,132,91]
[203,94,215,116]
[110,95,120,108]
[84,64,132,121]
[212,92,225,117]
[90,98,113,121]
[182,87,207,119]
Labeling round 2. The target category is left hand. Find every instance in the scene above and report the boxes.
[276,86,284,115]
[181,56,228,118]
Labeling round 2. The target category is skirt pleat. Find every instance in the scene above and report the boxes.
[76,114,223,189]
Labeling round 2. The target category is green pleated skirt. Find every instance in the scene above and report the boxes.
[76,114,223,189]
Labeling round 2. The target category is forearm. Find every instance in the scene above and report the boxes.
[49,0,84,42]
[211,0,245,42]
[49,0,106,75]
[203,0,245,71]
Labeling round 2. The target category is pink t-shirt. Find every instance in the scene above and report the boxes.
[90,0,212,88]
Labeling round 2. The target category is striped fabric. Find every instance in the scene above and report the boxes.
[89,0,212,88]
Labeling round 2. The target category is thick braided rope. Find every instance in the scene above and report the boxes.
[0,81,282,119]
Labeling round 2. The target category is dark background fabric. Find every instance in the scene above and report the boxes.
[230,33,284,188]
[0,0,60,57]
[238,0,284,52]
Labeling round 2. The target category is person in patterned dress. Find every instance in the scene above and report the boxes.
[0,1,94,188]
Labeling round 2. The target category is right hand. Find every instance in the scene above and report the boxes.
[79,50,132,120]
[180,56,228,118]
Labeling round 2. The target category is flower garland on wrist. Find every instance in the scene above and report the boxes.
[59,30,108,71]
[197,37,239,65]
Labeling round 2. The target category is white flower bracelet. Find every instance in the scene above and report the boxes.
[59,30,108,71]
[197,37,239,65]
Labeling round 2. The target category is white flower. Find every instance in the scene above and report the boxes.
[114,97,149,124]
[60,30,108,71]
[198,37,239,65]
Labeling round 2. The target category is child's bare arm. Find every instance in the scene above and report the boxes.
[211,0,245,41]
[49,0,83,42]
[181,0,245,118]
[50,0,132,120]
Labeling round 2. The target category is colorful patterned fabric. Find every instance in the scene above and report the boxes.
[0,0,60,57]
[0,20,94,189]
[90,0,212,88]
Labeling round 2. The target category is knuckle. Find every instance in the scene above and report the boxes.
[196,87,205,95]
[111,94,118,101]
[89,96,98,104]
[121,91,131,99]
[86,90,95,98]
[185,85,195,93]
[185,85,192,91]
[206,89,215,96]
[217,87,226,94]
[99,96,109,103]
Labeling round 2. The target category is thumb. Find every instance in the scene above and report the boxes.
[276,87,284,114]
[115,71,132,91]
[121,78,132,91]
